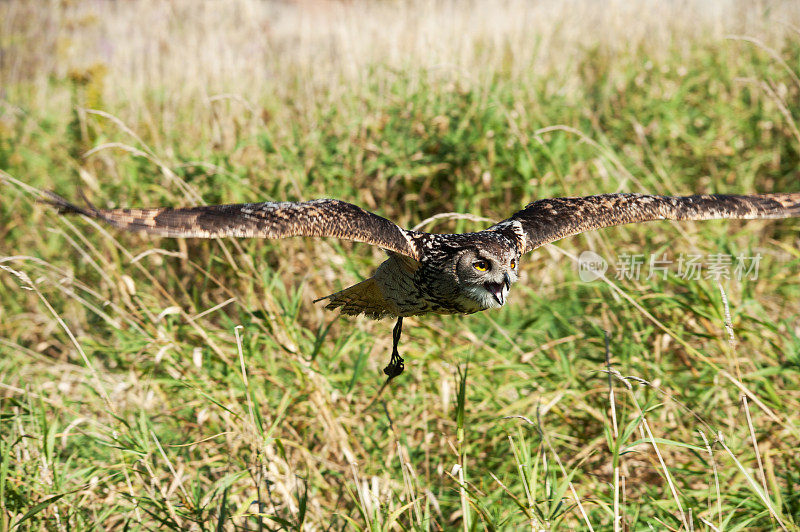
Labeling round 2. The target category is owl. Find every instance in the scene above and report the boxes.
[45,191,800,379]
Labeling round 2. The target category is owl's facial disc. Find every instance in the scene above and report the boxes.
[456,248,519,310]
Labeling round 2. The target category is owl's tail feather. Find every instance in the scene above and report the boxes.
[316,278,398,320]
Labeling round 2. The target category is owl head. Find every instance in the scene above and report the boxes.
[453,245,520,310]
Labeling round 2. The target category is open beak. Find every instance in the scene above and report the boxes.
[485,277,510,306]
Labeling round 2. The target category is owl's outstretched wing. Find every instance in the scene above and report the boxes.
[44,192,420,260]
[490,193,800,253]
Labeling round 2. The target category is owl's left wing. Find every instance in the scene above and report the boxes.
[490,193,800,253]
[44,192,420,260]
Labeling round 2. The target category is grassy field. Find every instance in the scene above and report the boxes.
[2,0,800,529]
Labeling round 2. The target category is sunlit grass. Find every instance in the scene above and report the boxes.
[2,0,800,529]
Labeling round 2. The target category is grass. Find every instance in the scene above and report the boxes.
[2,0,800,529]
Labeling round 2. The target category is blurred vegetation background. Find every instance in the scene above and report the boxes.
[2,0,800,529]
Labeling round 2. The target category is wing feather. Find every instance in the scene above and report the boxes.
[44,192,420,260]
[491,193,800,253]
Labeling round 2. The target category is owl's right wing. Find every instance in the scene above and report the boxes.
[491,193,800,253]
[44,192,421,260]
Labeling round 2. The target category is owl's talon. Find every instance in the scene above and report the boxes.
[383,351,404,379]
[383,316,405,380]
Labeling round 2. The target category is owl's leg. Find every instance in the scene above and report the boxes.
[383,316,405,379]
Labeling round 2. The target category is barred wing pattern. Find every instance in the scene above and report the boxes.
[43,192,420,260]
[494,193,800,253]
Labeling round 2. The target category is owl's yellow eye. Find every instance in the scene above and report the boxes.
[473,260,489,272]
[510,259,517,269]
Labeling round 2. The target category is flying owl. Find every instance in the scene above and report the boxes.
[45,191,800,379]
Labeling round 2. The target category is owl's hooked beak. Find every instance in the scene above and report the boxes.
[485,273,512,306]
